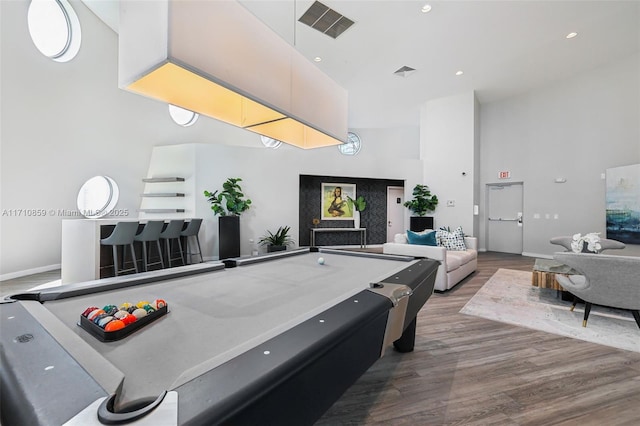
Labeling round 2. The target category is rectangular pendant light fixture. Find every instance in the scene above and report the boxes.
[119,0,348,149]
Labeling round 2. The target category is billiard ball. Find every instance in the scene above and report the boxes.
[136,301,150,309]
[82,307,99,318]
[131,308,148,319]
[98,316,114,328]
[317,257,325,265]
[142,304,156,313]
[120,313,136,326]
[113,310,129,319]
[93,313,110,325]
[104,320,125,332]
[87,309,105,322]
[155,299,166,309]
[103,305,118,316]
[119,302,134,311]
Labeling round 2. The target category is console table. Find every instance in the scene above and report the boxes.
[310,228,367,248]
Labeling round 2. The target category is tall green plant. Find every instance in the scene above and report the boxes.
[404,184,438,216]
[347,195,367,212]
[204,177,252,216]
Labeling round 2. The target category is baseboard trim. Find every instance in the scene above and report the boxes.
[1,264,61,282]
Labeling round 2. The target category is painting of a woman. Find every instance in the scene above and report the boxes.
[322,183,355,220]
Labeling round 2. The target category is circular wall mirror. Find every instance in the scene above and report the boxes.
[76,176,119,218]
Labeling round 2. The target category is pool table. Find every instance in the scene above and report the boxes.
[1,248,438,425]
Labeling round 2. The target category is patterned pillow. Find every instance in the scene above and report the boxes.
[436,226,466,251]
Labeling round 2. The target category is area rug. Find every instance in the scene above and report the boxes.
[460,268,639,353]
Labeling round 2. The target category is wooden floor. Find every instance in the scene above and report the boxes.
[316,252,640,426]
[2,253,639,425]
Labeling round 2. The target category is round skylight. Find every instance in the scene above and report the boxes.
[338,132,362,156]
[27,0,81,62]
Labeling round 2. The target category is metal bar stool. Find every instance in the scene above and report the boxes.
[100,221,139,276]
[180,218,204,264]
[160,220,185,268]
[134,221,165,272]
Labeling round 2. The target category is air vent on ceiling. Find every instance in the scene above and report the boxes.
[394,66,416,78]
[298,1,355,39]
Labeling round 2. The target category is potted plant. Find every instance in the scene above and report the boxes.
[204,178,252,259]
[347,195,366,228]
[404,184,438,231]
[259,226,294,253]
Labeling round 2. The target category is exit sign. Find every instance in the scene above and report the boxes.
[498,171,511,179]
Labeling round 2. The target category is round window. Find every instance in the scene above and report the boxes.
[27,0,81,62]
[169,105,199,127]
[338,132,362,156]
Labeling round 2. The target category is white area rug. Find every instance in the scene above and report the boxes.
[460,268,640,353]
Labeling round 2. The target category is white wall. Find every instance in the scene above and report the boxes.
[480,53,640,257]
[419,92,479,236]
[0,1,422,277]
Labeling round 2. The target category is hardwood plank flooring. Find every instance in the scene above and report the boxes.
[316,252,640,425]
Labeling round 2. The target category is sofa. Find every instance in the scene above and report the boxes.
[382,231,478,292]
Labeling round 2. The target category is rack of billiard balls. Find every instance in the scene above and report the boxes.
[79,299,168,342]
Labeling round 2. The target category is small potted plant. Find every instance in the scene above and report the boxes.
[347,195,366,228]
[204,177,252,259]
[404,184,438,231]
[259,226,294,252]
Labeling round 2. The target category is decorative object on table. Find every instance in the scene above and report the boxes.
[347,195,366,228]
[204,177,252,259]
[259,226,295,252]
[404,184,438,231]
[321,183,356,220]
[570,232,602,253]
[79,299,168,342]
[606,163,640,244]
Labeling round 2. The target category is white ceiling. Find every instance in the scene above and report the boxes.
[83,0,640,129]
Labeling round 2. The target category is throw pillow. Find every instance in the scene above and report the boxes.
[436,226,466,250]
[406,229,437,246]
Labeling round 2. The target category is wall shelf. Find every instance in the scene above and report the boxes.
[141,193,185,197]
[139,209,186,213]
[142,177,185,182]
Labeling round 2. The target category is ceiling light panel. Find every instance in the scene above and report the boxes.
[119,0,347,149]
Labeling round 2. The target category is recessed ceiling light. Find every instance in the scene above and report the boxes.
[455,70,464,76]
[421,4,432,13]
[314,56,322,62]
[566,32,578,39]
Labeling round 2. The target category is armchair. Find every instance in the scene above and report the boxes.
[553,252,640,329]
[550,236,625,253]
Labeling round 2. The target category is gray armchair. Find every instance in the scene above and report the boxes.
[553,252,640,329]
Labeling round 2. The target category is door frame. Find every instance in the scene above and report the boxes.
[386,186,405,242]
[485,181,524,254]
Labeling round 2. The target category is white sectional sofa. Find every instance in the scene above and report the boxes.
[382,233,478,292]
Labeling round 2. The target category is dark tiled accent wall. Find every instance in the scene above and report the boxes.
[299,175,404,246]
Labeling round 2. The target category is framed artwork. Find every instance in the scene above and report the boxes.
[606,163,640,244]
[321,183,355,220]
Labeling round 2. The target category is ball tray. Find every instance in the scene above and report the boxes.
[79,306,168,342]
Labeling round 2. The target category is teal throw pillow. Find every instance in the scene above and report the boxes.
[406,230,437,246]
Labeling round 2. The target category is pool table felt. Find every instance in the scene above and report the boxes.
[39,252,416,406]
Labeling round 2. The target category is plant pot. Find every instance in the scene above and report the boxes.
[218,215,240,259]
[353,210,361,229]
[267,245,286,253]
[410,216,434,232]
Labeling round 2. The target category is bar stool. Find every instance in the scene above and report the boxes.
[134,221,165,272]
[180,218,204,264]
[100,221,139,276]
[160,220,185,268]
